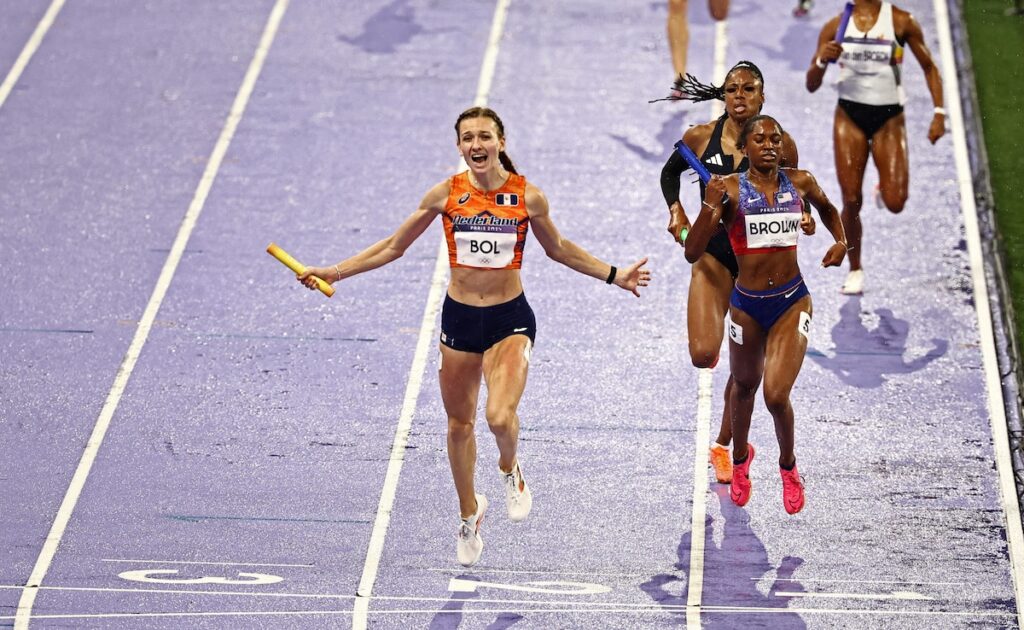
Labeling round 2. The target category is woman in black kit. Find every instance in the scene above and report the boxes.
[659,61,812,485]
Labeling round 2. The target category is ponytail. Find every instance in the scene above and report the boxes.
[498,151,518,175]
[649,60,766,104]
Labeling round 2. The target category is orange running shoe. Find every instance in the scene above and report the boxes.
[780,463,805,515]
[709,444,733,483]
[730,444,755,507]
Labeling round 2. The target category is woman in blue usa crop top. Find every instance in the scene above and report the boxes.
[684,115,847,516]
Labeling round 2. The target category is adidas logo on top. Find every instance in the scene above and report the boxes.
[705,153,724,166]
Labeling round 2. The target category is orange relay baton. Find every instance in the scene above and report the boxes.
[266,242,335,298]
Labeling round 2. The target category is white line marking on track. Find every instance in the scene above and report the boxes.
[0,604,1016,622]
[426,568,672,578]
[932,1,1024,626]
[101,559,315,568]
[0,0,66,111]
[686,20,729,630]
[351,1,511,629]
[775,590,933,601]
[12,1,292,628]
[0,584,1015,619]
[448,578,611,595]
[760,577,965,585]
[686,367,714,629]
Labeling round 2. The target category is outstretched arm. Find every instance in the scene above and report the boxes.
[900,10,945,144]
[528,183,651,297]
[298,180,447,290]
[792,170,847,267]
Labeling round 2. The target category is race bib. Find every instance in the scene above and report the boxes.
[454,227,517,268]
[744,212,800,250]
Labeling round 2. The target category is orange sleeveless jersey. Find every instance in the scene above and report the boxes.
[442,171,530,269]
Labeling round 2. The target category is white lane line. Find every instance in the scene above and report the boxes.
[761,577,966,585]
[0,0,66,110]
[708,20,729,119]
[0,584,1016,620]
[425,568,671,578]
[473,0,512,108]
[775,590,933,601]
[101,559,314,568]
[699,605,1015,618]
[686,368,714,630]
[351,2,511,628]
[932,1,1024,626]
[12,1,291,628]
[1,604,1017,622]
[686,19,729,630]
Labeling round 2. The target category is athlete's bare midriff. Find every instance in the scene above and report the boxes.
[447,267,524,306]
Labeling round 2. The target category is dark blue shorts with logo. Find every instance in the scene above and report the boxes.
[440,292,536,354]
[730,275,809,332]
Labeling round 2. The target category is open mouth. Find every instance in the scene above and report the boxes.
[470,153,487,165]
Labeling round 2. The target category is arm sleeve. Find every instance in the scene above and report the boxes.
[660,149,686,208]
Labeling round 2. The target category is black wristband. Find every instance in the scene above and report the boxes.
[605,265,617,285]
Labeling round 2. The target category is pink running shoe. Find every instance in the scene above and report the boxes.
[780,464,806,515]
[730,444,755,506]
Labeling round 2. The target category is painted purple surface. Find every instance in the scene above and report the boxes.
[363,0,1019,628]
[15,0,500,625]
[0,0,276,614]
[0,4,50,79]
[1,0,1019,628]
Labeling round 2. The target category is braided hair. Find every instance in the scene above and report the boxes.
[649,60,765,104]
[454,106,518,174]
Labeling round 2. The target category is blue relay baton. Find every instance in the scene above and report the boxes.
[673,140,726,243]
[674,140,712,184]
[834,2,853,48]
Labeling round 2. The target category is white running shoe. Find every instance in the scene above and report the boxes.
[456,494,488,567]
[502,461,533,522]
[840,269,864,295]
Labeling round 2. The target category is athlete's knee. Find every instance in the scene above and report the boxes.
[707,0,728,20]
[731,376,759,400]
[485,407,517,436]
[448,416,475,441]
[668,0,687,15]
[841,191,863,213]
[882,189,907,214]
[688,342,720,369]
[762,387,792,418]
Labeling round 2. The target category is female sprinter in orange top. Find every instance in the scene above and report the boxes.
[806,0,944,295]
[298,106,651,566]
[685,115,847,514]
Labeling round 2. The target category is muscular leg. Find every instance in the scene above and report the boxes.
[482,334,531,473]
[439,344,484,519]
[667,0,689,79]
[834,105,870,271]
[687,255,735,445]
[761,297,812,469]
[708,0,729,20]
[727,308,766,462]
[687,255,732,368]
[871,113,909,214]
